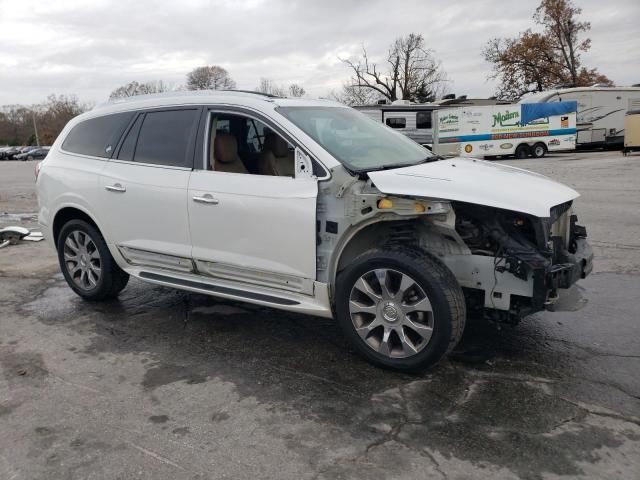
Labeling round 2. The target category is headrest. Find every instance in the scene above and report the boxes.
[214,133,238,164]
[264,131,289,158]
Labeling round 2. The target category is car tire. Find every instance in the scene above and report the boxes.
[335,245,466,371]
[27,155,33,161]
[514,144,529,159]
[531,143,547,158]
[57,219,129,301]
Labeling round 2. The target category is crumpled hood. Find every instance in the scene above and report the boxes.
[367,158,579,218]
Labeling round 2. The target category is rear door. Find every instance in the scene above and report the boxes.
[97,107,201,270]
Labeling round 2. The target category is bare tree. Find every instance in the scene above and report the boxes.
[38,95,89,145]
[288,83,306,97]
[484,0,612,100]
[327,83,381,106]
[341,33,447,103]
[0,95,88,146]
[255,78,287,97]
[186,66,236,91]
[534,0,589,86]
[109,80,170,100]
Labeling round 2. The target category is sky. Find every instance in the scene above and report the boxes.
[0,0,638,106]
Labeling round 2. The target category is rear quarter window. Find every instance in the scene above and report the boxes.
[132,109,199,167]
[62,112,134,158]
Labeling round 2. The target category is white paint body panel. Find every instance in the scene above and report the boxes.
[188,170,318,279]
[368,158,579,218]
[97,162,192,258]
[37,155,108,249]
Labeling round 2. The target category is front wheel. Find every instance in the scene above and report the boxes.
[335,246,466,371]
[57,219,129,301]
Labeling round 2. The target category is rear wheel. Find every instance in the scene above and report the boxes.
[57,219,129,300]
[335,246,466,371]
[531,143,547,158]
[514,144,530,159]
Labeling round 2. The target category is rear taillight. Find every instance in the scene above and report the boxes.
[35,161,42,182]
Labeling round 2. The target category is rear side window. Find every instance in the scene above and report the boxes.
[133,109,199,167]
[62,112,134,158]
[386,117,406,129]
[117,115,143,162]
[416,111,432,129]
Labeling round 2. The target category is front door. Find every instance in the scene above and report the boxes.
[188,109,318,293]
[98,107,200,270]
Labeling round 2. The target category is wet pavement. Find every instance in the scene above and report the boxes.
[1,152,639,479]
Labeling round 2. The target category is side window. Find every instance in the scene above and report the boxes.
[246,119,265,153]
[416,111,432,129]
[386,117,406,129]
[62,112,134,158]
[117,114,143,161]
[207,112,295,177]
[132,109,199,167]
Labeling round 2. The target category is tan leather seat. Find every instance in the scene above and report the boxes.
[258,132,295,177]
[212,133,248,174]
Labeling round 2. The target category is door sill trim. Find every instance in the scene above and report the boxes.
[139,271,299,306]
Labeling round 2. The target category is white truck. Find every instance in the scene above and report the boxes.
[432,102,577,159]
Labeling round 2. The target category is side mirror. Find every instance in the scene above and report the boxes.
[294,147,315,179]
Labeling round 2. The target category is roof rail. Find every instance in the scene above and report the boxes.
[222,89,282,98]
[95,89,284,110]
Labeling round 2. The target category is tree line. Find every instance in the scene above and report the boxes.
[108,68,306,100]
[1,0,611,146]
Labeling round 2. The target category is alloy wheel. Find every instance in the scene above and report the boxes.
[63,230,102,290]
[349,268,434,358]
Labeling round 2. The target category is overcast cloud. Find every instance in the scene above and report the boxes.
[0,0,638,106]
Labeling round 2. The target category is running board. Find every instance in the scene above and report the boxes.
[139,271,300,306]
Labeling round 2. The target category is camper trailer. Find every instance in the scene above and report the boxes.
[519,86,640,148]
[623,110,640,155]
[354,97,509,147]
[354,102,440,146]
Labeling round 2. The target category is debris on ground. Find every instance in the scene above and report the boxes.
[0,226,44,248]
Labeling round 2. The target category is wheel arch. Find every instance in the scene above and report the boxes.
[329,217,420,294]
[52,206,103,250]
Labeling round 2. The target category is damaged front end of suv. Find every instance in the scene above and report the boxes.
[452,200,593,322]
[341,157,596,325]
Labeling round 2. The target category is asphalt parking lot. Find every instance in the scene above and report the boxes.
[1,151,639,480]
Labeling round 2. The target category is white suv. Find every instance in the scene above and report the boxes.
[36,91,593,370]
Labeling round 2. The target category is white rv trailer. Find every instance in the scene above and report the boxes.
[354,102,440,146]
[431,102,577,159]
[519,86,640,148]
[354,98,510,147]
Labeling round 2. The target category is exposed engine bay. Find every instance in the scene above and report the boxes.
[452,201,592,322]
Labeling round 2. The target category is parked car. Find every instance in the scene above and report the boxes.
[36,91,593,371]
[16,147,49,161]
[1,146,21,160]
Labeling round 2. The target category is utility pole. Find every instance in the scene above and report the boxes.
[32,110,40,147]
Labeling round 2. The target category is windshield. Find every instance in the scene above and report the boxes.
[276,106,433,172]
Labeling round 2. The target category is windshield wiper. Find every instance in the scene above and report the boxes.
[419,154,444,163]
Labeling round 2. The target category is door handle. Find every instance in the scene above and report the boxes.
[192,194,219,205]
[105,183,126,193]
